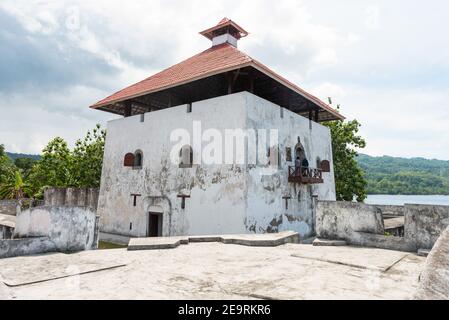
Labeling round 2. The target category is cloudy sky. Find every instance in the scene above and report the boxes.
[1,0,448,159]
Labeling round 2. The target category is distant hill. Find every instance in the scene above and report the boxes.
[5,150,449,195]
[357,154,449,195]
[6,152,41,161]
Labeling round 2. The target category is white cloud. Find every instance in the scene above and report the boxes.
[310,82,347,100]
[0,85,117,154]
[315,85,449,160]
[1,0,449,161]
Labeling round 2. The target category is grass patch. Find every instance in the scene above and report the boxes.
[98,241,127,250]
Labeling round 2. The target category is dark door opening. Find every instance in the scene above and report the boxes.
[148,212,162,237]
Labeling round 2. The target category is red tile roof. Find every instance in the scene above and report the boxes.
[218,17,230,25]
[90,43,343,120]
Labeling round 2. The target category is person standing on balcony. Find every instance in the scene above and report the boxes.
[301,157,309,176]
[295,156,301,176]
[301,158,309,168]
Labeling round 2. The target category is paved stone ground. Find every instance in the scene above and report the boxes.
[0,243,425,300]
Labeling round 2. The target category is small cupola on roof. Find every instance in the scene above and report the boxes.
[199,18,249,48]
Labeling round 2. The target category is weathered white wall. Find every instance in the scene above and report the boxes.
[316,201,449,252]
[14,206,99,251]
[245,94,336,237]
[44,187,99,210]
[98,92,336,238]
[316,201,385,240]
[0,237,56,259]
[405,204,449,250]
[99,93,248,237]
[0,200,20,216]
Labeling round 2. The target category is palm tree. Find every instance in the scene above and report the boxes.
[0,171,33,200]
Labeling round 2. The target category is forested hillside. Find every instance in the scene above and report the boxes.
[357,154,449,195]
[6,152,41,161]
[4,149,449,196]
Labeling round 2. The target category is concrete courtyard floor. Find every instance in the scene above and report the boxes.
[0,243,425,300]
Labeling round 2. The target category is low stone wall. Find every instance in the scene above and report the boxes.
[316,201,384,240]
[0,200,19,216]
[44,188,99,210]
[316,201,449,252]
[0,226,14,240]
[350,232,414,252]
[0,237,56,259]
[405,204,449,251]
[13,206,99,254]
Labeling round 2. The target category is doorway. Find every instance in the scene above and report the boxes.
[148,212,163,237]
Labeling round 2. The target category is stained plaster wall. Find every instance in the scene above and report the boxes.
[98,92,336,238]
[316,201,449,252]
[405,204,449,250]
[14,206,99,251]
[0,200,19,216]
[1,206,99,258]
[44,188,99,210]
[245,94,336,237]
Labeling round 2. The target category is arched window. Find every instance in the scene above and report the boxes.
[134,150,143,168]
[320,160,331,172]
[179,145,193,168]
[124,153,135,167]
[295,142,306,162]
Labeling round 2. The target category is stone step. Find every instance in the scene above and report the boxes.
[127,231,299,251]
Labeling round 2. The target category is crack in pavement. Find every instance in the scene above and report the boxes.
[2,264,127,287]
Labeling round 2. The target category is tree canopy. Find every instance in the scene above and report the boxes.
[0,144,15,185]
[324,102,367,202]
[0,170,33,200]
[1,124,106,200]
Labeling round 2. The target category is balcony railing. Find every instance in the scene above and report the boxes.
[288,166,324,184]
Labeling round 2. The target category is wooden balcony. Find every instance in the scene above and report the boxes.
[288,166,324,184]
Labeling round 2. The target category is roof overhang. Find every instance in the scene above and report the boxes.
[249,61,345,121]
[90,62,251,110]
[90,61,344,122]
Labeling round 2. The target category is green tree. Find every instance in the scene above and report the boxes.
[0,171,34,199]
[28,137,73,190]
[71,124,106,188]
[0,144,15,185]
[14,157,37,179]
[324,101,367,202]
[27,124,106,194]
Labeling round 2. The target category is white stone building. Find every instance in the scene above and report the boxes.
[91,19,344,239]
